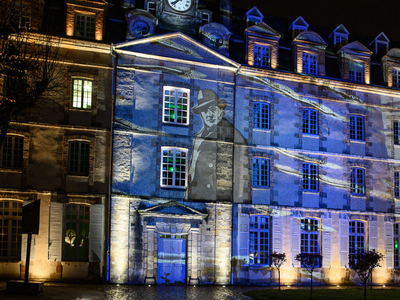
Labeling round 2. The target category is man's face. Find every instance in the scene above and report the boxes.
[200,105,224,127]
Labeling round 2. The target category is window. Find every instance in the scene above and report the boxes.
[201,12,210,24]
[148,2,156,14]
[301,219,319,254]
[350,115,364,141]
[395,172,400,198]
[302,53,317,75]
[249,216,269,265]
[303,163,318,191]
[252,158,269,188]
[253,102,269,130]
[0,200,22,260]
[161,148,187,188]
[349,61,364,83]
[72,79,92,109]
[395,121,400,145]
[302,108,318,135]
[163,87,189,125]
[63,204,90,261]
[393,69,400,89]
[75,14,95,39]
[349,221,365,255]
[334,35,346,47]
[68,141,89,175]
[0,135,23,169]
[395,224,400,268]
[254,45,270,68]
[350,168,365,195]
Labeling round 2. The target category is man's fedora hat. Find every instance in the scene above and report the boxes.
[192,89,227,113]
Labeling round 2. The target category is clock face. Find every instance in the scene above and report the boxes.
[167,0,193,12]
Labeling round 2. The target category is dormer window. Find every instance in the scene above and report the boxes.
[245,6,264,25]
[75,14,95,39]
[201,12,210,24]
[148,2,156,14]
[337,41,372,84]
[330,24,349,48]
[66,0,106,41]
[245,23,281,69]
[302,53,317,75]
[292,31,326,76]
[289,16,309,39]
[254,45,270,68]
[393,69,400,88]
[370,32,389,55]
[349,61,364,83]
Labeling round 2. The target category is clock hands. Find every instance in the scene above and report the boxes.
[171,0,181,5]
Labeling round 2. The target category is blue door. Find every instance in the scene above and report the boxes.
[157,234,186,284]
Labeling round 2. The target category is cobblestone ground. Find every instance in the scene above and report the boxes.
[0,282,265,300]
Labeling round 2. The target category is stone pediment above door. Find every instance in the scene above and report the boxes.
[138,201,207,219]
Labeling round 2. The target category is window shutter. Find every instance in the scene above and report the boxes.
[369,221,378,252]
[322,217,332,268]
[272,215,283,254]
[238,213,249,263]
[339,219,349,267]
[89,204,104,262]
[385,221,394,268]
[291,218,300,267]
[48,202,63,261]
[21,234,36,261]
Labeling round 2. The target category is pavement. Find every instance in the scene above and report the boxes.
[1,281,400,300]
[0,281,261,300]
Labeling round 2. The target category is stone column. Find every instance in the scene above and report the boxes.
[144,225,156,284]
[189,228,200,285]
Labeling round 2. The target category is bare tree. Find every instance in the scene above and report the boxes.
[348,250,384,300]
[0,0,62,148]
[269,252,286,291]
[295,253,322,300]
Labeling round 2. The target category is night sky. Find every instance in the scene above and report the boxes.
[230,0,400,42]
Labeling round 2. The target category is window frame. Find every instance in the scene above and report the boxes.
[349,220,365,255]
[71,78,93,110]
[350,115,365,141]
[249,215,270,265]
[253,102,270,130]
[0,200,22,260]
[74,13,95,39]
[394,223,400,268]
[350,167,365,196]
[160,147,188,189]
[301,218,320,257]
[334,34,346,47]
[201,12,210,24]
[162,87,190,126]
[395,172,400,198]
[349,61,364,83]
[252,158,269,188]
[302,108,318,135]
[302,52,317,75]
[63,203,90,262]
[253,44,270,68]
[393,69,400,89]
[68,141,90,176]
[394,121,400,145]
[302,163,318,191]
[0,135,23,169]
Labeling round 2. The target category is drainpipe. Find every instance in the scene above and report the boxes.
[106,43,118,283]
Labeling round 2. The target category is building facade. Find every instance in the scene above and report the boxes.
[0,0,112,282]
[109,2,400,286]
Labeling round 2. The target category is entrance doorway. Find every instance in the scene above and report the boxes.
[157,234,187,284]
